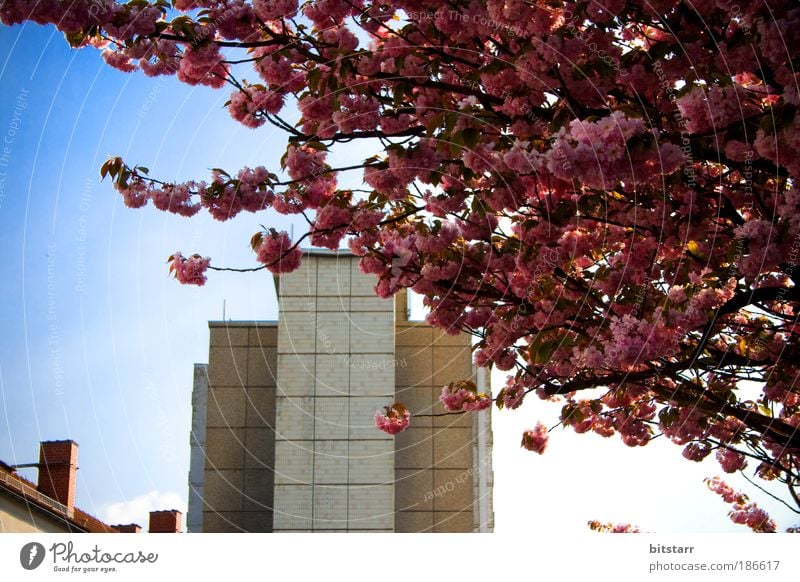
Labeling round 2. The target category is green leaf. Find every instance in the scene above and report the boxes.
[658,407,679,429]
[549,108,574,133]
[100,157,122,180]
[425,112,444,137]
[307,68,321,91]
[304,141,328,151]
[170,16,196,39]
[531,339,559,364]
[393,82,407,106]
[63,31,87,48]
[461,127,481,149]
[450,130,464,156]
[444,111,458,135]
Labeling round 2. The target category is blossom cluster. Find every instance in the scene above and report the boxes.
[111,163,275,222]
[169,252,211,286]
[705,477,777,533]
[228,85,285,128]
[440,380,492,412]
[545,111,685,190]
[374,403,410,435]
[521,423,549,455]
[254,230,303,274]
[587,520,641,533]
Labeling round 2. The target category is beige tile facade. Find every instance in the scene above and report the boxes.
[191,250,493,533]
[198,322,278,532]
[394,288,494,532]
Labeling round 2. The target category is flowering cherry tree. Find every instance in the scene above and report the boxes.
[4,0,799,530]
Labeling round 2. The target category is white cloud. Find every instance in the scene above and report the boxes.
[98,491,186,531]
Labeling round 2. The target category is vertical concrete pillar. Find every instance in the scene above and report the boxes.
[272,251,395,531]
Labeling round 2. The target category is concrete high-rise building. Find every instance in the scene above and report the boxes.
[187,250,493,532]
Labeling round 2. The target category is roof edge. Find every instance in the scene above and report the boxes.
[208,321,278,327]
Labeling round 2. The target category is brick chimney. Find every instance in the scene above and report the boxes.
[38,440,78,510]
[149,510,182,533]
[113,524,142,533]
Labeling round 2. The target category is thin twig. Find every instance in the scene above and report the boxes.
[739,471,800,514]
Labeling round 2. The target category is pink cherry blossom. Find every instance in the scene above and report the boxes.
[682,443,712,462]
[310,203,353,249]
[440,380,491,413]
[170,252,211,286]
[729,506,775,532]
[255,230,302,274]
[228,86,285,128]
[588,520,641,533]
[463,397,492,412]
[498,379,526,410]
[285,145,328,181]
[716,448,747,473]
[252,0,298,21]
[119,179,149,209]
[374,403,410,435]
[521,423,549,454]
[676,85,757,135]
[705,477,777,532]
[102,49,136,72]
[706,477,745,505]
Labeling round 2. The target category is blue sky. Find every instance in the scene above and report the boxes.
[0,21,797,533]
[0,23,297,526]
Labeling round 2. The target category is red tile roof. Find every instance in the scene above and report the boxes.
[0,463,116,533]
